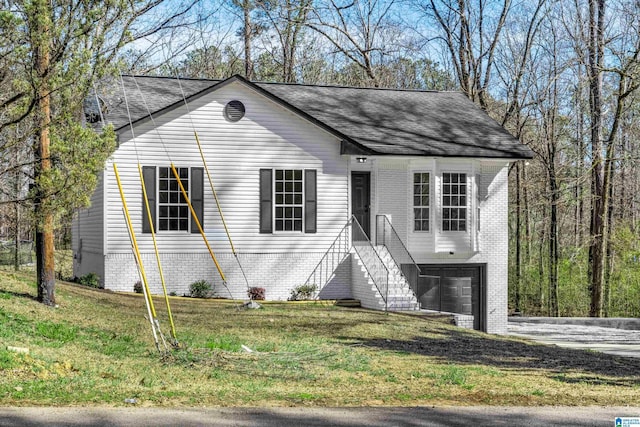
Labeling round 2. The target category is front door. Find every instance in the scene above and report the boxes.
[351,172,371,239]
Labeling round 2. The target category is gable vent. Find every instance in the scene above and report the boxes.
[224,100,245,122]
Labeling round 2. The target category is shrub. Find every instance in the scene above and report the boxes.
[133,281,143,294]
[190,280,212,298]
[77,272,100,288]
[289,284,317,301]
[247,286,265,300]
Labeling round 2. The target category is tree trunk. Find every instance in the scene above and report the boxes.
[13,156,20,271]
[33,0,56,306]
[514,162,522,314]
[243,0,253,80]
[549,166,559,317]
[587,0,605,318]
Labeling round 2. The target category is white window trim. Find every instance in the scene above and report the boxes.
[412,171,432,233]
[157,166,191,233]
[272,168,305,233]
[439,171,470,234]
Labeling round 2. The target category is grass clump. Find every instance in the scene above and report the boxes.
[189,280,212,298]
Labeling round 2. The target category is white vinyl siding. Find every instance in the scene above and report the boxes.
[105,81,348,253]
[73,171,104,253]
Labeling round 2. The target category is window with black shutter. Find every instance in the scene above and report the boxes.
[259,168,316,234]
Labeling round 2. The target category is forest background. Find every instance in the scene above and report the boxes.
[1,0,639,317]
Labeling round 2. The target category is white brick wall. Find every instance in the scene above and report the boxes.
[317,256,353,300]
[103,251,353,301]
[374,159,510,334]
[350,252,385,310]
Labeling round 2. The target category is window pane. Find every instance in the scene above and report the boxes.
[459,220,466,231]
[414,196,420,206]
[294,220,302,231]
[422,195,429,205]
[157,166,192,233]
[443,221,450,231]
[276,220,284,231]
[274,168,304,231]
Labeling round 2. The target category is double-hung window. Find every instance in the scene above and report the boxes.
[158,167,189,231]
[142,166,204,234]
[259,168,316,234]
[413,172,430,231]
[442,172,467,232]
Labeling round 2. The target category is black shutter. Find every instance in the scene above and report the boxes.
[142,166,156,233]
[259,169,272,233]
[191,167,204,233]
[305,169,317,233]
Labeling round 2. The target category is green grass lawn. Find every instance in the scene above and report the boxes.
[1,268,639,407]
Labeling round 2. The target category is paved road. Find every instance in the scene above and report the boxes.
[508,317,640,359]
[1,406,639,427]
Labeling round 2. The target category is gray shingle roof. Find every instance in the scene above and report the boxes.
[91,74,533,159]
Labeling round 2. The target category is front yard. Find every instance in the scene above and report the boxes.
[1,268,639,407]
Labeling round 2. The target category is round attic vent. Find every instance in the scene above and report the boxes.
[224,100,245,122]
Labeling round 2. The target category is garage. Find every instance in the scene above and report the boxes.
[416,264,486,331]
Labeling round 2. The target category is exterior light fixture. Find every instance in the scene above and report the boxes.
[356,157,367,163]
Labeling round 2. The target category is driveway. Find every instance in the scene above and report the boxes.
[508,317,640,358]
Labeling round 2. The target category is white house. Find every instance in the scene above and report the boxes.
[73,74,533,334]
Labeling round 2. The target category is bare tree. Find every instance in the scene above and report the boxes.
[420,0,512,109]
[306,0,404,87]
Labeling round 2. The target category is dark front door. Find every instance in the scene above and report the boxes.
[351,172,371,239]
